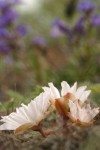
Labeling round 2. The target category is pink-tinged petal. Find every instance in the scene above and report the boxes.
[68,100,97,124]
[68,100,78,120]
[76,101,99,123]
[76,101,91,122]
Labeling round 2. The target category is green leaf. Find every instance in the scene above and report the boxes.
[0,102,6,112]
[6,90,24,102]
[32,86,43,99]
[89,84,100,92]
[5,98,15,110]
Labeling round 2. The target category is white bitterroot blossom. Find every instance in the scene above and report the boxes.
[43,81,91,103]
[68,100,99,125]
[0,91,51,134]
[0,81,99,133]
[43,81,99,125]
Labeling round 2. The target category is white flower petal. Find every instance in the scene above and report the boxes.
[85,103,91,110]
[48,82,60,98]
[34,93,44,113]
[68,99,99,123]
[0,116,21,128]
[42,87,50,93]
[89,108,99,119]
[21,104,34,122]
[80,90,91,102]
[0,123,16,130]
[16,107,29,121]
[41,91,51,111]
[31,100,41,118]
[76,103,88,122]
[70,82,77,94]
[75,86,87,99]
[68,100,78,120]
[61,81,70,96]
[0,91,51,131]
[9,112,29,124]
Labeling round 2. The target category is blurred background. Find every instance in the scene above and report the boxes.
[0,0,100,150]
[0,0,100,115]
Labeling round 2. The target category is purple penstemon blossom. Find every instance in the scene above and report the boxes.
[0,0,19,26]
[51,18,72,40]
[32,36,46,47]
[16,24,29,37]
[77,0,96,14]
[3,56,14,64]
[0,0,28,55]
[0,40,10,54]
[52,18,71,35]
[50,26,63,38]
[0,28,11,39]
[50,1,100,45]
[2,8,19,25]
[0,0,21,9]
[91,14,100,26]
[0,0,12,9]
[51,17,86,42]
[72,16,86,36]
[0,15,7,27]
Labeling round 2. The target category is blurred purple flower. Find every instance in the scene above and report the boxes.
[0,0,11,9]
[0,15,7,27]
[51,18,73,40]
[3,8,19,24]
[0,9,19,27]
[13,0,21,4]
[0,41,10,54]
[0,28,11,39]
[0,0,28,56]
[16,24,29,36]
[91,15,100,26]
[77,0,96,13]
[32,36,46,47]
[52,18,70,34]
[0,0,21,9]
[73,16,85,35]
[50,27,63,38]
[3,56,13,64]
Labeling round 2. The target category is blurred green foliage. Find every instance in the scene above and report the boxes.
[0,86,43,114]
